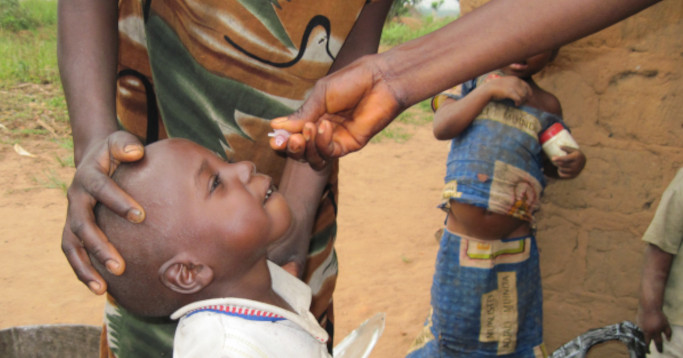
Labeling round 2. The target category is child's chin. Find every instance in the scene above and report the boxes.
[265,193,289,214]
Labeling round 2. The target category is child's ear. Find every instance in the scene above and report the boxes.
[159,256,214,295]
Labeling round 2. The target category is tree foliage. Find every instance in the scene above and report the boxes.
[0,0,36,31]
[388,0,420,19]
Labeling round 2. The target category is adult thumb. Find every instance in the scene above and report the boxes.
[271,85,327,133]
[108,130,145,163]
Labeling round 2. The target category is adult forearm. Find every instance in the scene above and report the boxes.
[379,0,660,108]
[639,243,673,312]
[58,0,119,165]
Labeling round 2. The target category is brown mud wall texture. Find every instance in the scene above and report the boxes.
[461,0,682,355]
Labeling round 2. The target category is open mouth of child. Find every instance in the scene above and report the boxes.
[264,185,275,204]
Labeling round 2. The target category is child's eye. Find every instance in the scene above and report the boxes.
[210,174,222,193]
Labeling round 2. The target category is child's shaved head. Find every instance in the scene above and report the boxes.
[92,138,291,318]
[94,160,183,317]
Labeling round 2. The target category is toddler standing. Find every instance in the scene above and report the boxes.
[408,50,586,358]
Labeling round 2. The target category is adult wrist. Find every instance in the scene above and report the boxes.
[375,45,445,112]
[72,123,118,166]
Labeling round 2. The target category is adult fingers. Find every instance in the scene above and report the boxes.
[269,131,302,160]
[61,220,107,295]
[61,202,125,295]
[269,88,325,157]
[61,131,143,294]
[268,128,293,151]
[303,122,328,170]
[74,165,145,225]
[84,136,145,222]
[66,186,126,275]
[64,145,139,279]
[313,119,338,158]
[270,127,328,168]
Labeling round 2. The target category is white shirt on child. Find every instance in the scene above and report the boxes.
[171,261,331,357]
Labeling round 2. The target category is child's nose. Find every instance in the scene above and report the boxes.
[229,161,256,183]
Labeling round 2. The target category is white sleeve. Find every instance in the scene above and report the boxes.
[642,169,683,254]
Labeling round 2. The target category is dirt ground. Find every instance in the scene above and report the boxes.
[0,101,445,357]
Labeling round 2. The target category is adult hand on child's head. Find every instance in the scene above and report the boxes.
[484,76,532,106]
[61,130,145,295]
[270,55,402,168]
[552,146,586,179]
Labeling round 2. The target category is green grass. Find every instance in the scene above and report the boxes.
[56,136,73,150]
[21,0,58,27]
[33,168,68,194]
[396,99,433,125]
[0,0,59,86]
[55,153,74,168]
[0,26,59,85]
[0,0,69,150]
[1,0,35,31]
[380,15,457,47]
[12,127,50,136]
[371,125,412,143]
[47,92,69,123]
[372,98,434,143]
[55,137,74,167]
[0,83,68,141]
[0,0,56,31]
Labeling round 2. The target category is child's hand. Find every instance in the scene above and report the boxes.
[483,76,532,106]
[552,147,586,178]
